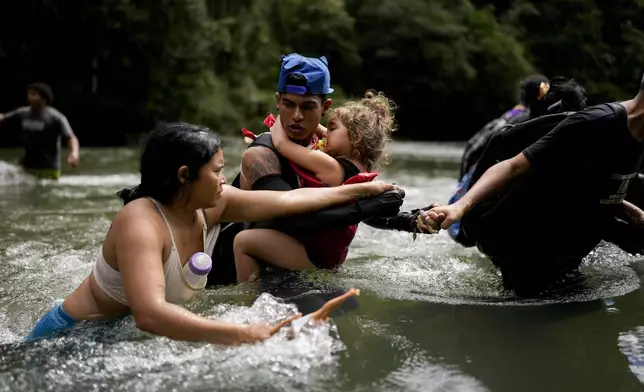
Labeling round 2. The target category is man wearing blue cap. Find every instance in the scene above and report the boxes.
[205,53,339,287]
[239,53,334,191]
[205,53,439,287]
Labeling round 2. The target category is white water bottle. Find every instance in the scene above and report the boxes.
[182,252,212,289]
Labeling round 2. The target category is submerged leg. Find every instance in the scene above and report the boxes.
[499,255,583,298]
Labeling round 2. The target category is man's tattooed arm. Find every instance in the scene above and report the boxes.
[241,146,291,190]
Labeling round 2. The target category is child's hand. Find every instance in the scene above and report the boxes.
[270,116,286,136]
[315,124,327,139]
[270,116,287,147]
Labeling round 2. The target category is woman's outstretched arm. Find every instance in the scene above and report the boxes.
[115,206,296,344]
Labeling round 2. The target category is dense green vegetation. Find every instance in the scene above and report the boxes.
[0,0,643,144]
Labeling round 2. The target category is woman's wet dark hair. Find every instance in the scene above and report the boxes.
[117,123,222,205]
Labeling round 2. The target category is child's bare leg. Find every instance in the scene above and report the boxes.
[233,229,315,283]
[233,230,262,283]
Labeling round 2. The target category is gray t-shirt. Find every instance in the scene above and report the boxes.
[3,106,73,170]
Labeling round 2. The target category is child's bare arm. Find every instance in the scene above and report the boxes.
[271,118,344,186]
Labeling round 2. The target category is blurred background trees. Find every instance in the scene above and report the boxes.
[0,0,642,144]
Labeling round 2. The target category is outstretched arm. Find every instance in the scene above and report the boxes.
[0,107,25,125]
[217,182,395,223]
[264,189,406,231]
[271,118,344,186]
[426,153,532,229]
[115,206,295,344]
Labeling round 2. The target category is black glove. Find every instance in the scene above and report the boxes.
[363,205,436,233]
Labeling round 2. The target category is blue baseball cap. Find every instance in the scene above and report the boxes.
[276,53,334,95]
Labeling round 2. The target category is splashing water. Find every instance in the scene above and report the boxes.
[0,145,643,391]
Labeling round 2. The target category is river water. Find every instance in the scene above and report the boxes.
[0,140,643,391]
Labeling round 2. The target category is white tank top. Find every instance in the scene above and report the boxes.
[92,199,221,306]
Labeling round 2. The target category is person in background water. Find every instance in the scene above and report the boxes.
[459,74,551,181]
[25,122,394,343]
[0,82,80,179]
[233,91,396,282]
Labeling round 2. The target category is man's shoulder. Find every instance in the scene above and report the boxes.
[244,133,280,160]
[248,133,276,149]
[44,106,68,121]
[575,103,621,123]
[536,104,617,137]
[243,143,279,161]
[241,142,283,183]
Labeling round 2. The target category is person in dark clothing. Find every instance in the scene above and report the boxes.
[424,74,644,297]
[0,83,80,179]
[448,77,588,242]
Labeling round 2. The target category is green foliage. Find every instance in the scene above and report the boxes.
[346,0,532,138]
[501,0,644,103]
[1,0,644,143]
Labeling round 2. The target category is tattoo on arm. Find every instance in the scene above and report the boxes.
[242,147,282,185]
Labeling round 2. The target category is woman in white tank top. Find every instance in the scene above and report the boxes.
[25,123,394,344]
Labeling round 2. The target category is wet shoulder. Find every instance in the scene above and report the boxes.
[111,198,166,238]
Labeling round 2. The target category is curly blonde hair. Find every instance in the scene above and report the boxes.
[329,90,396,171]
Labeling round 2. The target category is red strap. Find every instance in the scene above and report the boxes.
[290,163,327,187]
[241,128,256,140]
[263,113,277,128]
[290,163,378,187]
[344,172,378,184]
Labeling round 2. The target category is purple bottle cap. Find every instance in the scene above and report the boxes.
[188,252,212,276]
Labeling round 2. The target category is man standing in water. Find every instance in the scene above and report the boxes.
[207,53,441,286]
[0,83,80,179]
[423,73,644,297]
